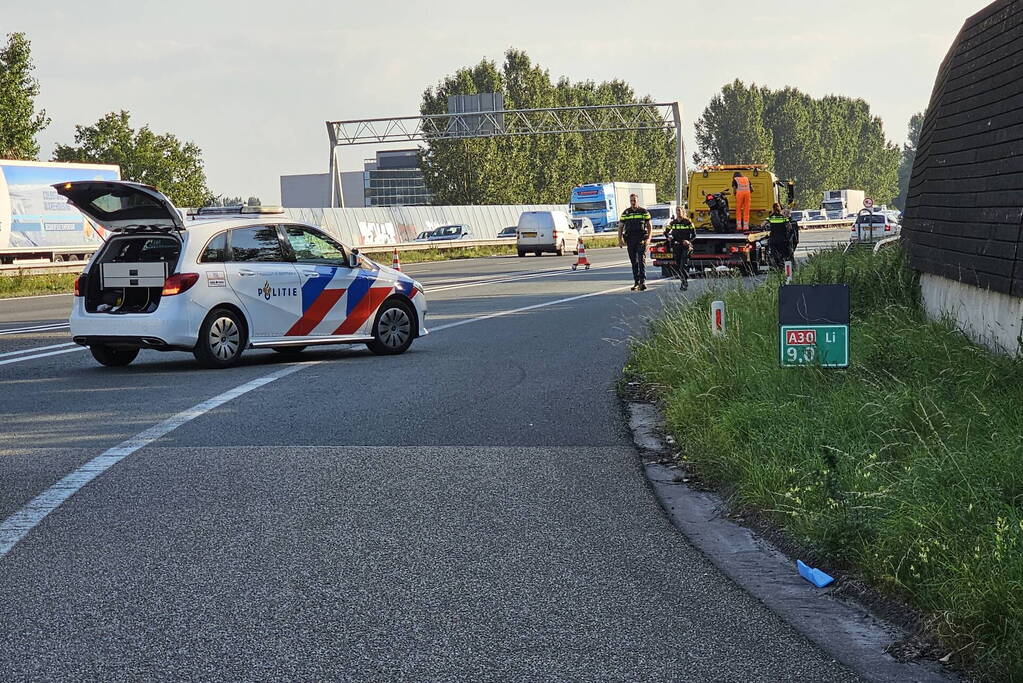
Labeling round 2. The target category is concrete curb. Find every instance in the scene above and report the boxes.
[627,402,957,683]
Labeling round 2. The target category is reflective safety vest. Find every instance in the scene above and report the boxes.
[733,176,751,193]
[767,214,789,242]
[620,208,652,239]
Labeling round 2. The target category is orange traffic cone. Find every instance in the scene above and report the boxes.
[572,240,591,271]
[392,248,401,271]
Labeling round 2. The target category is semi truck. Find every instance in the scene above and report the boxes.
[821,189,865,220]
[569,182,656,232]
[649,165,795,276]
[0,159,121,264]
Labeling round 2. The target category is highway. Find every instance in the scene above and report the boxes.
[0,231,861,680]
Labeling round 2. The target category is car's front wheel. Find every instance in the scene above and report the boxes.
[366,299,415,355]
[90,345,139,367]
[193,308,247,368]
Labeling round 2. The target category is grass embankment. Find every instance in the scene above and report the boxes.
[627,247,1023,680]
[367,235,619,264]
[0,273,77,299]
[0,236,622,299]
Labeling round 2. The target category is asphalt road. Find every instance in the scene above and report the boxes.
[0,232,862,681]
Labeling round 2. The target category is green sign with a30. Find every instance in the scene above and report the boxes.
[780,325,849,367]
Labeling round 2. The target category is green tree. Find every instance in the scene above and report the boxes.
[53,110,212,207]
[0,32,49,159]
[419,48,675,205]
[694,80,774,168]
[895,111,925,209]
[697,81,901,207]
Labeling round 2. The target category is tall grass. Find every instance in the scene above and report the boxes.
[628,246,1023,679]
[0,273,77,299]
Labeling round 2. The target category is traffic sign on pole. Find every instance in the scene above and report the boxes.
[863,197,874,209]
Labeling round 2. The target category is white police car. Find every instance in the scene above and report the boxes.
[57,181,427,369]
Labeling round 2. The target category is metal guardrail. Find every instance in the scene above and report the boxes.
[0,261,86,276]
[0,237,621,277]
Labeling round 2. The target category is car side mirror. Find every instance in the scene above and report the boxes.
[348,249,360,269]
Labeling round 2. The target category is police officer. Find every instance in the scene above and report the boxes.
[766,202,790,268]
[667,205,695,290]
[617,194,652,291]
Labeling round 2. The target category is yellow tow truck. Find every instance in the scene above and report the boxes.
[650,164,795,276]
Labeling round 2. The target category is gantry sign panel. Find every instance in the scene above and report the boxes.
[326,102,684,208]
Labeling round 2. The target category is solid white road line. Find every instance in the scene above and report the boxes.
[0,322,70,336]
[431,278,668,332]
[0,342,75,359]
[429,260,630,293]
[0,362,310,559]
[0,346,84,366]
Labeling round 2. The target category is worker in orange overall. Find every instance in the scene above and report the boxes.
[732,171,753,230]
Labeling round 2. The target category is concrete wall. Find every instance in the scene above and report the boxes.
[921,273,1023,356]
[282,204,568,247]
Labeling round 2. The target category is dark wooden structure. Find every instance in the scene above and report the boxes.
[903,0,1023,296]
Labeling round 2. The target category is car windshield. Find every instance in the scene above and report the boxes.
[790,212,804,220]
[822,201,844,211]
[857,214,888,225]
[648,208,671,219]
[435,225,461,236]
[572,201,606,212]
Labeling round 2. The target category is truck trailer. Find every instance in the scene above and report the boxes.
[0,159,121,264]
[821,189,865,220]
[569,182,656,232]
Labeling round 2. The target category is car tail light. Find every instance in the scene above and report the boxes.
[74,274,84,297]
[729,246,739,253]
[552,230,559,239]
[884,223,891,232]
[162,272,199,296]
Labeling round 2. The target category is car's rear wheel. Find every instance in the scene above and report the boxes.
[367,299,415,355]
[90,345,139,367]
[194,308,247,368]
[517,250,526,257]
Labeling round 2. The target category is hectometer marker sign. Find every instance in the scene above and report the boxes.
[778,284,850,368]
[780,325,848,367]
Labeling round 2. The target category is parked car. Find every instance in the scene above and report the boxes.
[850,213,900,241]
[55,181,427,368]
[571,217,595,235]
[496,226,518,239]
[516,211,579,257]
[426,224,472,241]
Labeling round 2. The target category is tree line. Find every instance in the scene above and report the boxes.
[418,49,676,205]
[0,32,230,207]
[694,79,905,208]
[421,61,919,210]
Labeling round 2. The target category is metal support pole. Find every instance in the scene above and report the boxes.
[326,123,344,209]
[671,102,686,207]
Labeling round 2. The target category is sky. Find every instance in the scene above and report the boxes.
[5,0,989,203]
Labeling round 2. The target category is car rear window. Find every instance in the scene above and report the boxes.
[200,232,228,262]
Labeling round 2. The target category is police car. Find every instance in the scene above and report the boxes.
[56,181,427,369]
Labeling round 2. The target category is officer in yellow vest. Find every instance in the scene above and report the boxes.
[617,194,652,291]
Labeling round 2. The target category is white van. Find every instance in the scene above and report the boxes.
[516,211,579,257]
